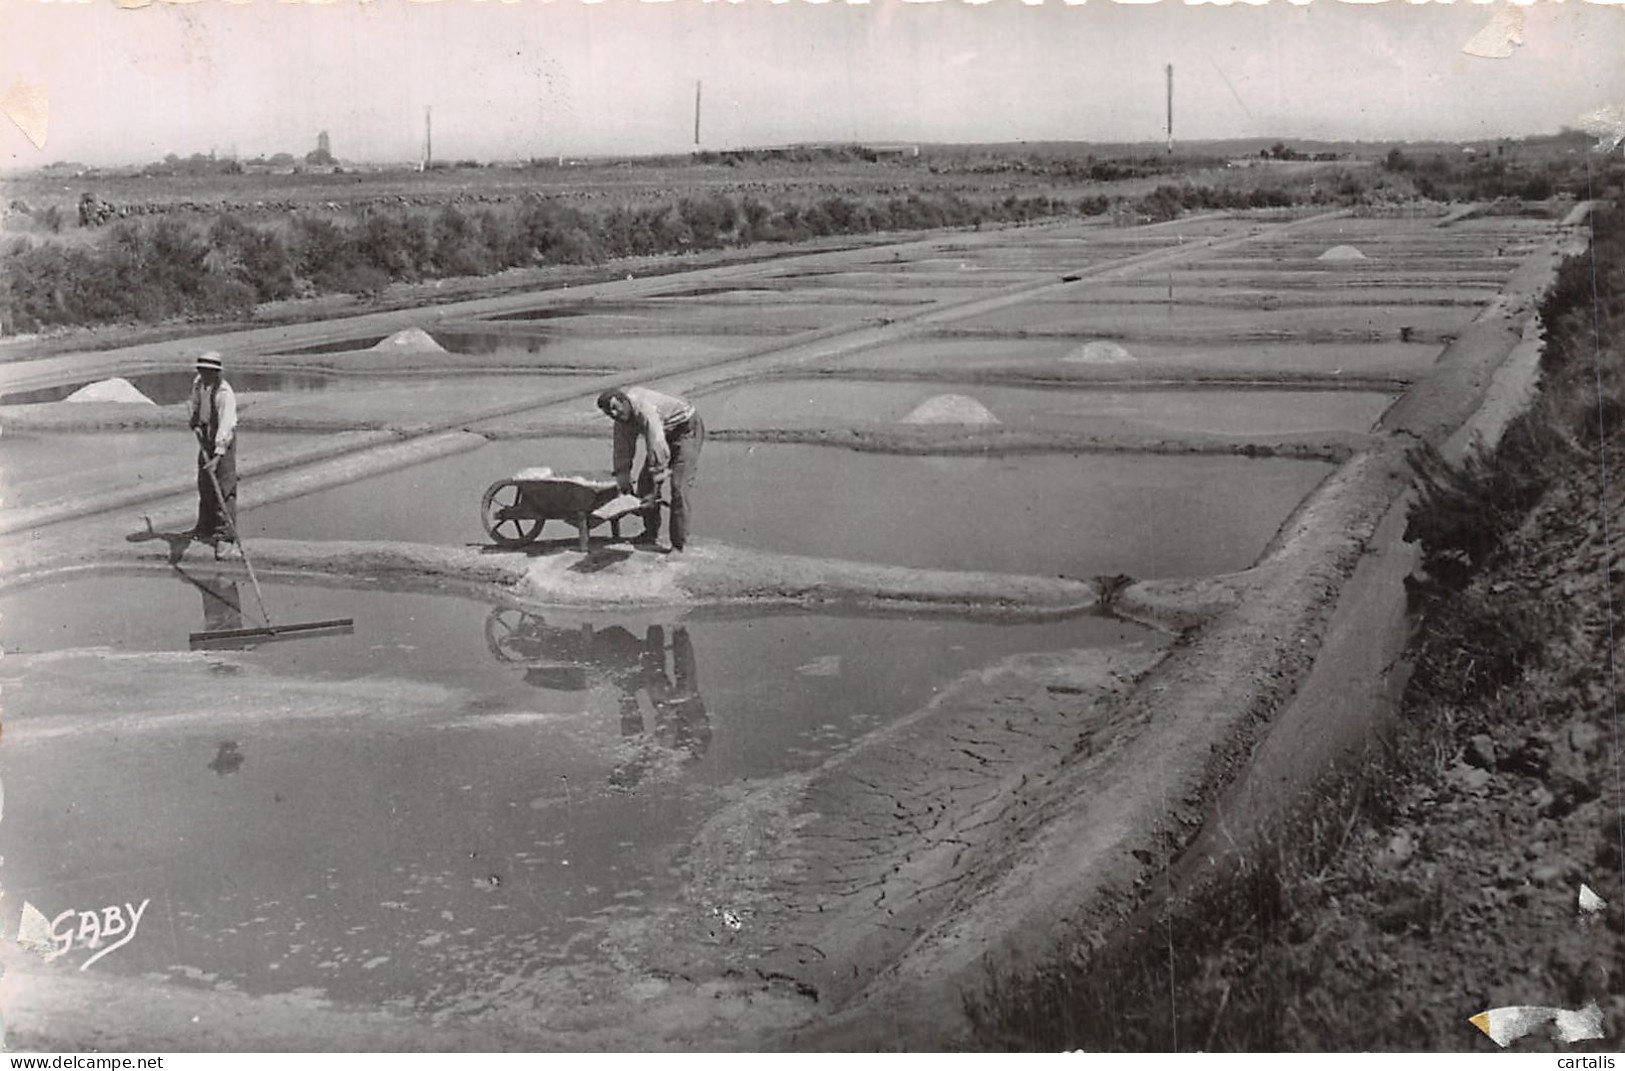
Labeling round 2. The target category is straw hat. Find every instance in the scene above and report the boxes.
[195,351,224,372]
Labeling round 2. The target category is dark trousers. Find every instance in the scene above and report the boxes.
[196,442,238,544]
[637,415,704,549]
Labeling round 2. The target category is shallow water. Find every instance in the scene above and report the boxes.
[758,269,1035,294]
[952,300,1478,339]
[697,379,1396,436]
[270,330,764,371]
[239,376,605,431]
[487,302,639,322]
[245,437,1331,579]
[0,370,597,409]
[0,371,382,407]
[0,574,1149,1013]
[271,336,390,356]
[643,286,934,308]
[493,301,893,336]
[828,337,1442,377]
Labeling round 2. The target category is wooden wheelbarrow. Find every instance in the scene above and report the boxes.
[480,467,648,552]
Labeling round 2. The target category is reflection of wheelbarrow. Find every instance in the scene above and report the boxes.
[480,467,647,552]
[483,606,642,691]
[485,605,591,663]
[484,607,592,689]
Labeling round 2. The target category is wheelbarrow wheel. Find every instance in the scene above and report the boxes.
[483,606,538,663]
[482,480,544,547]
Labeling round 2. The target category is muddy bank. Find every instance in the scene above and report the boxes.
[607,642,1170,1018]
[0,943,557,1053]
[706,426,1367,464]
[475,419,1368,463]
[4,519,1126,623]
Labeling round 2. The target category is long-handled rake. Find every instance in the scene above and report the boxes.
[188,442,354,648]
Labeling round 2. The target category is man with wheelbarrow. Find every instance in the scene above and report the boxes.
[596,386,704,553]
[187,351,240,561]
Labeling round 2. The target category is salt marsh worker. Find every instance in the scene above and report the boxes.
[187,351,240,561]
[596,386,704,552]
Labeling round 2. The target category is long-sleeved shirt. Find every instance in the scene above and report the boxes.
[611,386,695,484]
[188,376,238,457]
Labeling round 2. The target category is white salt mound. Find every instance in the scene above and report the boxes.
[63,378,157,405]
[1063,341,1136,364]
[373,328,447,354]
[901,394,999,426]
[1318,245,1368,262]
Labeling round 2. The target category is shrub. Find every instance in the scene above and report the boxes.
[355,212,432,282]
[548,226,602,265]
[678,194,737,247]
[291,215,355,283]
[1138,185,1186,222]
[1403,409,1576,593]
[208,214,296,301]
[738,197,771,243]
[429,206,495,276]
[475,207,524,270]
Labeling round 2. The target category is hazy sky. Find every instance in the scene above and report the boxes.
[2,0,1621,166]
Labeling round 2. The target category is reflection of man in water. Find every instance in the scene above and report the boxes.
[606,625,711,789]
[648,626,711,760]
[585,624,650,736]
[196,575,244,633]
[485,608,710,785]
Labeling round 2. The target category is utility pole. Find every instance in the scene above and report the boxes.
[1165,64,1174,155]
[423,106,433,171]
[694,80,702,150]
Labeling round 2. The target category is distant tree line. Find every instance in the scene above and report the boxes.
[928,154,1224,182]
[1134,184,1295,222]
[0,189,1095,331]
[1382,147,1573,202]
